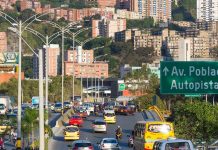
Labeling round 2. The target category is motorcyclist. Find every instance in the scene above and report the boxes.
[115,126,122,140]
[0,137,4,149]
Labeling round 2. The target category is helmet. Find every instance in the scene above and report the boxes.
[118,125,120,128]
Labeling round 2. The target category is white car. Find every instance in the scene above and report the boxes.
[83,103,94,113]
[93,119,107,133]
[103,107,115,115]
[98,138,120,150]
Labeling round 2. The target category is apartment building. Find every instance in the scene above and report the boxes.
[197,0,218,21]
[163,29,181,58]
[33,44,60,79]
[135,0,171,22]
[20,0,41,11]
[92,18,126,38]
[65,62,108,78]
[134,33,162,56]
[115,29,141,42]
[115,9,141,19]
[65,46,108,78]
[0,0,16,10]
[0,32,7,52]
[97,0,116,8]
[66,46,94,63]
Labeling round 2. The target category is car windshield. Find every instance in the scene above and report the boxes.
[64,102,70,105]
[72,116,80,119]
[55,103,62,107]
[105,113,115,117]
[65,127,78,132]
[0,104,4,109]
[165,142,191,150]
[94,121,106,125]
[103,139,117,144]
[148,124,171,133]
[75,143,91,147]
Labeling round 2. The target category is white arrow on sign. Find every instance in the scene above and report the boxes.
[163,67,169,76]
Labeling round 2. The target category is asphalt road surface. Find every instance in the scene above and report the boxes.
[49,112,145,150]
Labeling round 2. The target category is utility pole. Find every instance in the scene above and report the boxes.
[45,35,49,125]
[39,48,45,150]
[72,33,75,102]
[17,20,22,149]
[61,28,64,115]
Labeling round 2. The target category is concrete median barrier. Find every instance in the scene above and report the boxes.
[55,109,74,127]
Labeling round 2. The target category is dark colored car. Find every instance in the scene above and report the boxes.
[117,106,134,115]
[64,101,71,109]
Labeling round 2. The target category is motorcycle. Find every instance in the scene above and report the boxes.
[116,133,122,140]
[0,144,5,150]
[127,135,134,147]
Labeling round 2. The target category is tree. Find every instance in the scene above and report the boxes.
[22,56,33,78]
[19,9,36,21]
[172,101,218,142]
[127,17,154,29]
[21,108,38,148]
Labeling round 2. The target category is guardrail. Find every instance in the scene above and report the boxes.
[55,109,74,127]
[148,106,165,122]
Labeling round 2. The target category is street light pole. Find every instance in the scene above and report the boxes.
[72,33,75,102]
[98,78,99,101]
[61,28,64,115]
[45,35,49,125]
[17,20,22,149]
[39,48,45,150]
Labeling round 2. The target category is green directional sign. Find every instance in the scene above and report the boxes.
[160,61,218,94]
[118,83,126,91]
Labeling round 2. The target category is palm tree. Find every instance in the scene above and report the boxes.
[21,108,38,149]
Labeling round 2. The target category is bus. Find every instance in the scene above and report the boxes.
[133,121,175,150]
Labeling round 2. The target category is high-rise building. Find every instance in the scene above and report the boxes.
[97,0,116,7]
[131,0,171,22]
[197,0,218,21]
[0,32,7,52]
[33,44,60,79]
[92,18,126,38]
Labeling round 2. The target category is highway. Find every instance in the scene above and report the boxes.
[49,112,145,150]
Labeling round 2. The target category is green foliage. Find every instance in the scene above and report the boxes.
[49,76,81,102]
[127,17,154,29]
[22,56,33,78]
[173,101,218,142]
[19,9,36,21]
[172,0,196,21]
[125,65,150,80]
[148,74,159,94]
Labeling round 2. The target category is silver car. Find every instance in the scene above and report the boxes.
[98,138,120,150]
[68,140,94,150]
[93,119,107,133]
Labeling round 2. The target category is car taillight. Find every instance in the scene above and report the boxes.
[88,146,93,150]
[73,147,78,150]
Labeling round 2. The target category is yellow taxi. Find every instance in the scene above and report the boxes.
[104,113,116,124]
[63,125,79,141]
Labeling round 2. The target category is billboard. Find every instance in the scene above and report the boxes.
[0,52,19,64]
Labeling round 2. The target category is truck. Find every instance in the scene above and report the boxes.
[31,96,39,109]
[0,96,12,115]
